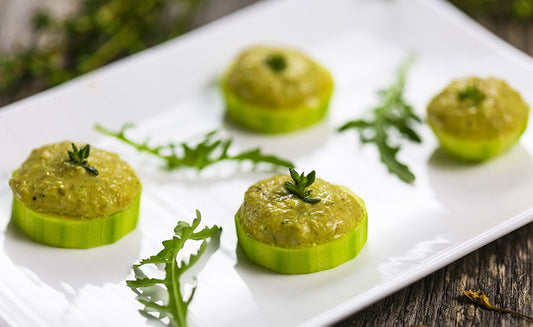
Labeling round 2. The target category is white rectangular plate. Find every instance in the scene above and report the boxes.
[1,0,532,326]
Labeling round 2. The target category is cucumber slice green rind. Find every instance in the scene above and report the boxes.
[429,119,528,162]
[221,74,333,134]
[11,192,141,248]
[235,191,368,274]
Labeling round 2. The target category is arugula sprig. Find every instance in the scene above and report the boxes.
[127,210,221,327]
[67,143,98,175]
[285,168,321,204]
[338,56,422,184]
[95,123,294,171]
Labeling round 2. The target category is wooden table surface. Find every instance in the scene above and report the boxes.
[1,1,532,327]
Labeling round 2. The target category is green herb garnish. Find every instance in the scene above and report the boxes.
[95,123,294,171]
[450,0,533,21]
[457,85,486,106]
[265,53,287,72]
[0,0,205,106]
[127,210,221,327]
[338,56,422,184]
[285,168,321,203]
[68,143,98,175]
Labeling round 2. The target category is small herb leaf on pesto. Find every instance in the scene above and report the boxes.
[95,123,294,171]
[127,210,221,327]
[338,55,422,184]
[67,143,98,175]
[457,85,486,106]
[264,53,287,72]
[285,168,321,203]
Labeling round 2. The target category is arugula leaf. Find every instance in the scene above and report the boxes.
[338,55,422,183]
[127,210,221,327]
[95,123,294,171]
[285,168,321,203]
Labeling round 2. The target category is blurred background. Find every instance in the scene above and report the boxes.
[0,0,532,107]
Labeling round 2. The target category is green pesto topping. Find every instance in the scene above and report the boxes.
[427,77,530,140]
[9,141,141,219]
[237,175,364,248]
[225,45,333,109]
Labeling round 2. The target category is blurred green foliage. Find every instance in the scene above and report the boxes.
[0,0,204,105]
[450,0,533,20]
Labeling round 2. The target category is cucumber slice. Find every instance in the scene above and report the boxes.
[429,123,528,162]
[11,192,141,248]
[220,46,334,134]
[427,77,529,161]
[221,79,332,134]
[235,191,368,274]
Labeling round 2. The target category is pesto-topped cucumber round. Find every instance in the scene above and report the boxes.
[235,171,367,274]
[221,45,334,134]
[427,77,529,161]
[9,141,142,248]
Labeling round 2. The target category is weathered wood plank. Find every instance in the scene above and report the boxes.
[335,222,533,327]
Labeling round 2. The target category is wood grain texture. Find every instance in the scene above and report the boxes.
[335,222,533,327]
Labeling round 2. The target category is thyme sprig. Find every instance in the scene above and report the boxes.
[265,53,287,72]
[338,56,422,184]
[127,210,221,327]
[95,123,294,171]
[457,85,486,106]
[285,168,321,204]
[68,143,98,175]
